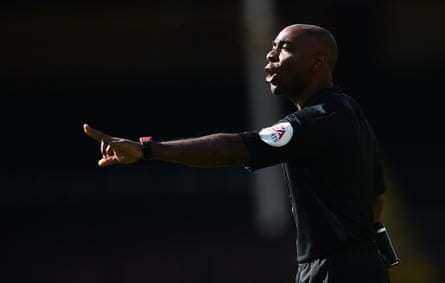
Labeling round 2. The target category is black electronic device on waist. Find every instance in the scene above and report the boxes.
[375,222,400,268]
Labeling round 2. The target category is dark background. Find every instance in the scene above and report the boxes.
[1,0,444,282]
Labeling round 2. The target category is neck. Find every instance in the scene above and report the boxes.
[292,80,333,110]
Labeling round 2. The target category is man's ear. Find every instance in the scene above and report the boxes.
[311,54,325,71]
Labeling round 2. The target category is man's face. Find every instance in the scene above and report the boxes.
[264,27,312,96]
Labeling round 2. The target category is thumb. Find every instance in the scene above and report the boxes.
[98,156,119,167]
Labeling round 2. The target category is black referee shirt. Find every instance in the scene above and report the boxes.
[240,87,386,263]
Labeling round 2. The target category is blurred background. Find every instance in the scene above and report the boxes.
[1,0,444,282]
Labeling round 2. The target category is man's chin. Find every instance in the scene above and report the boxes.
[270,85,284,96]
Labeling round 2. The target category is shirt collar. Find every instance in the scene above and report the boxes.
[301,85,342,108]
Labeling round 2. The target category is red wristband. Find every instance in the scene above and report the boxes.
[139,136,153,160]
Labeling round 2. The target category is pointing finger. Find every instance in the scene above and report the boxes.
[83,123,106,143]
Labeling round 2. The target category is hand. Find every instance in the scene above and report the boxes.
[83,123,143,167]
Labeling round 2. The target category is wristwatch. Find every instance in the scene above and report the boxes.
[139,136,153,160]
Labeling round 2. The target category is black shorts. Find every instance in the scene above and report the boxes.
[295,243,389,283]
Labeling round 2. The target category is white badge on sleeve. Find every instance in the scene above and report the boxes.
[259,121,293,147]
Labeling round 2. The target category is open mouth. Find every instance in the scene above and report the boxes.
[265,66,278,83]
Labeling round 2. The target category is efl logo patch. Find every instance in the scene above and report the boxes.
[259,121,293,147]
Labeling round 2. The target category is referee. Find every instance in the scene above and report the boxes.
[84,24,391,282]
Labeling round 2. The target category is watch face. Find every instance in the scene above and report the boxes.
[139,136,152,144]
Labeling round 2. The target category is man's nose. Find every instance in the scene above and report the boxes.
[266,48,278,62]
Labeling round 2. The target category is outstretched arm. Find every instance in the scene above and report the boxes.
[151,133,250,167]
[83,123,250,168]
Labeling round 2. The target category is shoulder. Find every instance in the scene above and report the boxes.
[318,89,359,111]
[286,92,353,123]
[282,91,363,137]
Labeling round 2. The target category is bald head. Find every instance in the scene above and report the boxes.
[265,24,339,105]
[281,24,338,71]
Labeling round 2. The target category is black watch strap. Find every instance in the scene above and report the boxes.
[139,136,153,160]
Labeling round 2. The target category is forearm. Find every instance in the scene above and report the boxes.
[151,133,250,168]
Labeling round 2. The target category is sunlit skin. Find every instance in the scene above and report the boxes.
[264,24,338,109]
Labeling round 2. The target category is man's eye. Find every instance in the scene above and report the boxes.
[281,44,291,50]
